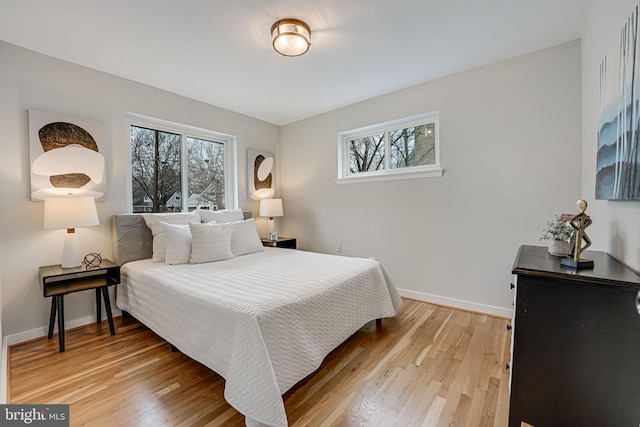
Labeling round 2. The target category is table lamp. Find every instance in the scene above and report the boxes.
[259,198,283,241]
[44,195,99,268]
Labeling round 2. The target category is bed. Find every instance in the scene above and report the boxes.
[112,212,402,427]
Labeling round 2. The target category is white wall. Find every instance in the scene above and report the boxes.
[0,41,280,338]
[0,271,5,403]
[280,41,583,316]
[582,0,640,272]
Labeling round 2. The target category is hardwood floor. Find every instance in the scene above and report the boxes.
[9,299,511,426]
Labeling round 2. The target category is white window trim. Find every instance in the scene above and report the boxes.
[125,112,238,212]
[336,111,443,184]
[336,167,443,184]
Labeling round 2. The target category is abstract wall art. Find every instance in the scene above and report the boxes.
[29,109,107,201]
[247,149,275,201]
[596,3,640,200]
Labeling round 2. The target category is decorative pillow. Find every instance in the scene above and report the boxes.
[222,218,264,256]
[198,208,244,224]
[143,211,200,262]
[189,222,235,264]
[162,222,192,265]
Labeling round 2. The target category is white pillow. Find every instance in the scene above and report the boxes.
[198,209,244,224]
[143,211,200,262]
[222,218,264,256]
[162,222,192,265]
[189,222,235,264]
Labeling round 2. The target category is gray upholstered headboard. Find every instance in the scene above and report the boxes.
[112,210,252,265]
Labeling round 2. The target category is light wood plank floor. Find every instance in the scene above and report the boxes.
[9,299,511,426]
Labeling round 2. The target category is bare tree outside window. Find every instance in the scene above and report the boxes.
[349,134,385,173]
[131,125,182,213]
[187,137,226,211]
[389,123,436,169]
[129,116,234,213]
[347,123,436,174]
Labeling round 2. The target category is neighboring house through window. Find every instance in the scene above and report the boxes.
[127,113,237,212]
[337,111,443,183]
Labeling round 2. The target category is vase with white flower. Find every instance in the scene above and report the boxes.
[540,215,574,257]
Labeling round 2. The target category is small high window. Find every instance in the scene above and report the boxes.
[337,112,442,183]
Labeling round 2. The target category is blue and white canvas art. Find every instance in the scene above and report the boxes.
[597,4,640,200]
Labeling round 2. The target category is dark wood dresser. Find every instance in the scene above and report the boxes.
[509,245,640,427]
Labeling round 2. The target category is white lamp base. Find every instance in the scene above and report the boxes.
[61,230,81,268]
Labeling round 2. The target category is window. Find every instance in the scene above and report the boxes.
[127,113,237,213]
[337,112,442,183]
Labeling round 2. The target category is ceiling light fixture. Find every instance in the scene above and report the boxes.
[271,18,311,57]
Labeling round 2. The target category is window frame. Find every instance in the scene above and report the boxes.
[126,112,238,212]
[336,111,443,184]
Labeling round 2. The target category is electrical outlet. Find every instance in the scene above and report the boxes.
[337,243,342,253]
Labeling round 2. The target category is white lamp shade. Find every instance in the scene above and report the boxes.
[259,198,283,218]
[44,196,99,230]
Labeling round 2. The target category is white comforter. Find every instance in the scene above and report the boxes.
[116,248,402,427]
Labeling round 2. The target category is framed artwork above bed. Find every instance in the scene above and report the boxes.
[247,149,275,201]
[29,109,107,201]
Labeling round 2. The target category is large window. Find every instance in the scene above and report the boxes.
[337,112,442,183]
[128,114,237,213]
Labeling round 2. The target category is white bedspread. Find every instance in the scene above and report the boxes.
[116,248,402,427]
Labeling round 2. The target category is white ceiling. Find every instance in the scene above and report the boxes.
[0,0,594,126]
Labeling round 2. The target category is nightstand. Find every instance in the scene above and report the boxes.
[261,237,297,249]
[39,259,121,352]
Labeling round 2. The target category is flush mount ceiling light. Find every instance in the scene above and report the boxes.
[271,18,311,57]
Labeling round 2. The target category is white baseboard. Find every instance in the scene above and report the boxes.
[398,288,513,318]
[4,308,122,347]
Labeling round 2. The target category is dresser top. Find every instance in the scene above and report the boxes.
[513,245,640,289]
